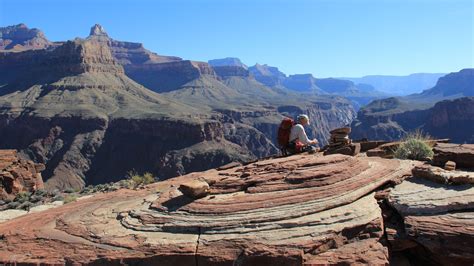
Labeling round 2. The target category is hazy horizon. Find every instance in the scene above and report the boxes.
[1,0,472,78]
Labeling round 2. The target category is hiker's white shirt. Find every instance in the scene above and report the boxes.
[289,124,311,145]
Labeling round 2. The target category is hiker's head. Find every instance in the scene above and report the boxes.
[297,114,310,126]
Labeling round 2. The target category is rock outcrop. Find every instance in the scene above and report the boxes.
[0,153,419,265]
[388,165,474,265]
[208,57,248,69]
[0,23,52,52]
[0,150,44,200]
[432,143,474,169]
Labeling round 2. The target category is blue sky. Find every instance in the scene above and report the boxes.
[1,0,472,77]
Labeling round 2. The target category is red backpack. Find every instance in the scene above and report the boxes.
[278,117,305,155]
[277,118,295,154]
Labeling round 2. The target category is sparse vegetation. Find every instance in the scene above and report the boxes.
[63,194,78,204]
[394,131,434,161]
[14,192,30,203]
[127,170,155,188]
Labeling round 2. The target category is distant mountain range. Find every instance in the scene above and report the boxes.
[209,59,390,109]
[351,68,474,142]
[340,73,446,95]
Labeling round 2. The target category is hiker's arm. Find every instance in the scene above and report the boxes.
[298,126,312,145]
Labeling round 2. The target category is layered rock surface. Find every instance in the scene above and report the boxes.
[388,164,474,265]
[0,154,419,265]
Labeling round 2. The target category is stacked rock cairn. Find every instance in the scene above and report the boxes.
[323,127,360,156]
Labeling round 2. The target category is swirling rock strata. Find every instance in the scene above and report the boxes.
[0,154,418,265]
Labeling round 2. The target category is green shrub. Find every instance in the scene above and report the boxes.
[29,194,44,203]
[19,201,34,210]
[127,171,155,188]
[34,189,47,197]
[64,188,75,194]
[52,195,64,202]
[7,201,20,209]
[14,192,30,203]
[63,194,77,204]
[394,132,434,161]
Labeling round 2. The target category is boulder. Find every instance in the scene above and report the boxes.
[433,143,474,169]
[444,160,456,171]
[178,179,210,199]
[356,140,390,152]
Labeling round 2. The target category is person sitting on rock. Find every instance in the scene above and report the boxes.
[288,114,319,153]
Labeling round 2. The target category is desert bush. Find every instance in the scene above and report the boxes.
[19,201,34,210]
[7,201,20,209]
[64,188,75,194]
[49,189,60,197]
[63,194,77,204]
[14,192,30,203]
[52,195,64,202]
[394,131,434,161]
[34,189,47,197]
[29,194,44,203]
[127,171,155,188]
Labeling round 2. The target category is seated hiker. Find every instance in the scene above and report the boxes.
[288,114,318,153]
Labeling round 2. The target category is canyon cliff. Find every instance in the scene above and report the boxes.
[0,24,355,190]
[351,69,474,142]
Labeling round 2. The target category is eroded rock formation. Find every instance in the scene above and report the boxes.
[0,154,419,265]
[0,150,44,200]
[0,23,52,52]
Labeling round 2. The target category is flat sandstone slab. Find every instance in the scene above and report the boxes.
[388,175,474,264]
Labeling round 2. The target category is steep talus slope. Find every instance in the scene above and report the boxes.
[0,154,420,265]
[351,69,474,142]
[0,36,257,190]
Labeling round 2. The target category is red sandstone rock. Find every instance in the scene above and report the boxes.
[433,143,474,169]
[178,179,209,199]
[0,154,419,265]
[388,173,474,265]
[0,150,44,200]
[444,160,456,171]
